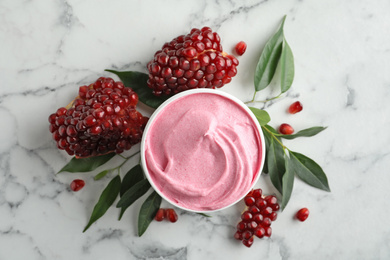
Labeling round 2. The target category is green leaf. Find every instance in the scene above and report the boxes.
[118,164,147,220]
[83,175,121,232]
[116,179,151,218]
[267,136,286,194]
[254,16,286,91]
[94,170,111,180]
[138,191,162,237]
[106,70,169,109]
[263,124,279,135]
[289,151,330,192]
[280,38,294,93]
[249,107,271,126]
[58,153,116,173]
[262,129,273,174]
[275,126,327,140]
[281,154,295,210]
[120,164,145,197]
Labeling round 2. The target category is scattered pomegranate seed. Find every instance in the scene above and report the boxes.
[296,208,309,222]
[288,101,303,114]
[165,208,178,223]
[70,179,85,191]
[279,123,294,135]
[154,208,165,221]
[235,41,247,56]
[234,189,280,247]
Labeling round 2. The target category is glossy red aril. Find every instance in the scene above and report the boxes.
[154,208,165,221]
[48,77,149,158]
[234,189,280,247]
[296,208,309,222]
[165,208,178,223]
[279,123,294,135]
[235,41,247,56]
[288,101,303,114]
[70,179,85,191]
[147,27,238,96]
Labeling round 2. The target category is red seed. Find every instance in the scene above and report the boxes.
[166,208,178,223]
[296,208,310,222]
[234,231,243,240]
[254,226,265,238]
[244,196,256,206]
[154,208,165,221]
[70,179,85,191]
[288,101,303,114]
[279,123,294,135]
[242,236,254,248]
[235,41,247,56]
[241,211,253,222]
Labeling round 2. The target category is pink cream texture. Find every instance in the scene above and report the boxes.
[144,93,262,211]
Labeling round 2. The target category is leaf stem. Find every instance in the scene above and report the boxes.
[262,125,290,153]
[245,93,283,104]
[112,151,140,172]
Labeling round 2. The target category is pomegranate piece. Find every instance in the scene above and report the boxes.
[70,179,85,191]
[296,208,309,222]
[235,41,247,56]
[154,208,165,221]
[165,208,178,223]
[147,27,238,96]
[234,189,280,247]
[48,77,149,158]
[279,123,294,135]
[288,101,303,114]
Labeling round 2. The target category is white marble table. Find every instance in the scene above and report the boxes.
[1,0,390,259]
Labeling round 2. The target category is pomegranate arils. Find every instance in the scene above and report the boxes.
[48,77,148,158]
[235,189,280,247]
[70,179,85,191]
[154,208,165,221]
[242,236,254,248]
[165,208,178,223]
[244,196,255,206]
[147,26,238,96]
[288,101,303,114]
[279,123,294,135]
[235,41,247,56]
[296,208,309,222]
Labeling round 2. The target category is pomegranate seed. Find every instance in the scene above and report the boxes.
[261,207,273,216]
[288,101,303,114]
[242,230,253,240]
[269,212,278,221]
[242,236,254,247]
[296,208,309,222]
[237,221,246,231]
[70,179,85,191]
[165,208,178,223]
[264,227,272,237]
[252,189,262,198]
[255,198,267,209]
[249,205,260,214]
[279,123,294,135]
[235,41,247,56]
[247,221,257,230]
[253,213,263,223]
[241,211,253,222]
[244,196,255,206]
[154,208,165,221]
[261,218,272,227]
[234,231,243,240]
[254,227,265,238]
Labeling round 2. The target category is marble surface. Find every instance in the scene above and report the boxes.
[1,0,390,259]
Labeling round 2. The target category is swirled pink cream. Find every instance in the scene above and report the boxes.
[144,92,263,211]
